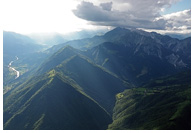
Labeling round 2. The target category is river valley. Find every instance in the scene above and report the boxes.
[8,56,20,79]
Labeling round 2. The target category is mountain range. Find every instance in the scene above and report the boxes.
[3,27,191,130]
[28,29,107,47]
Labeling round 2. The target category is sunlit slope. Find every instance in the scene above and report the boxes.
[108,71,191,130]
[4,70,112,130]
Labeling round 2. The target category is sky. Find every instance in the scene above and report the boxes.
[0,0,191,35]
[160,0,191,15]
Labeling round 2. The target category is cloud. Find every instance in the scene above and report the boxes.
[73,2,116,22]
[100,2,113,11]
[73,0,190,34]
[143,9,191,35]
[157,9,191,30]
[73,1,166,29]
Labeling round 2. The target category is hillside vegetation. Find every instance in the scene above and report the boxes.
[108,71,191,130]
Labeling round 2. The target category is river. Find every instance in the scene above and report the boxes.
[8,56,20,79]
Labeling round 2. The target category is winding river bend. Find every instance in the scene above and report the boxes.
[8,56,20,79]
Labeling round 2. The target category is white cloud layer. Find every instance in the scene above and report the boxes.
[157,9,191,30]
[73,0,190,34]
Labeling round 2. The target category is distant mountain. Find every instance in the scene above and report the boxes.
[108,71,191,130]
[4,27,189,90]
[86,42,176,84]
[28,29,107,48]
[3,31,43,59]
[165,33,191,40]
[45,34,106,55]
[103,27,190,66]
[3,31,47,93]
[46,27,190,69]
[28,32,68,47]
[84,28,190,84]
[36,27,190,88]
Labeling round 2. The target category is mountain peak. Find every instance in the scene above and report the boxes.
[59,54,92,68]
[112,27,129,32]
[37,45,82,75]
[57,45,77,54]
[114,27,125,30]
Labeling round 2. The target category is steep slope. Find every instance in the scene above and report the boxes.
[46,27,190,65]
[108,71,191,130]
[176,37,191,67]
[102,27,190,69]
[55,55,130,114]
[37,46,82,74]
[4,54,130,130]
[86,42,177,84]
[4,70,112,130]
[45,27,190,72]
[43,28,191,86]
[82,28,190,85]
[42,27,190,86]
